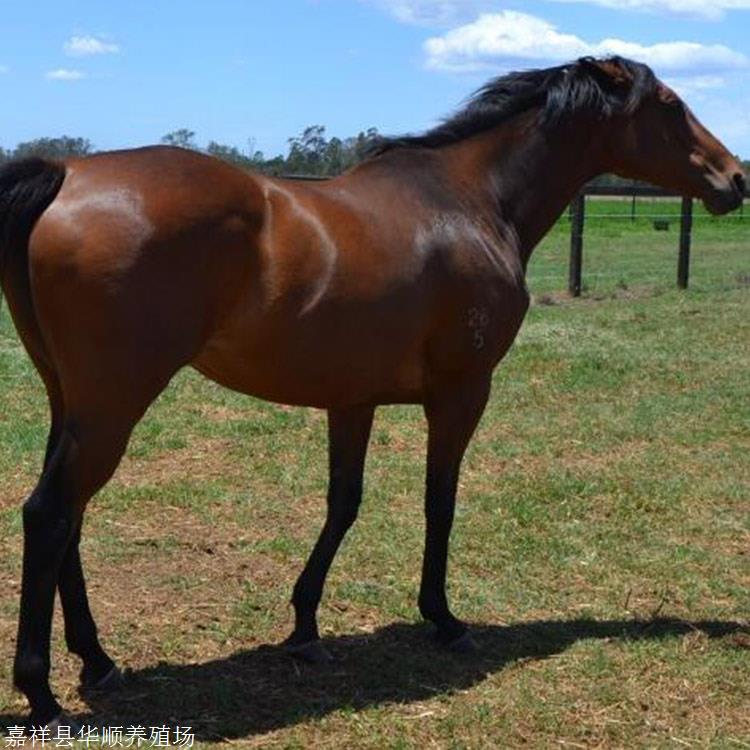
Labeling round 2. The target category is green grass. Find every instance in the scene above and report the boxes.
[0,211,748,748]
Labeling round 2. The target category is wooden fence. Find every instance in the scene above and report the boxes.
[567,185,747,296]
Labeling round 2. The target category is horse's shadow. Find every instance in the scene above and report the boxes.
[2,617,746,741]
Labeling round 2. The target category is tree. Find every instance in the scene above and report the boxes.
[324,137,346,175]
[261,154,287,175]
[161,129,198,150]
[0,124,388,175]
[281,125,381,176]
[12,136,93,160]
[285,125,328,175]
[206,141,250,167]
[350,127,380,163]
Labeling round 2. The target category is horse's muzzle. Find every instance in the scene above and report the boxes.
[704,172,746,215]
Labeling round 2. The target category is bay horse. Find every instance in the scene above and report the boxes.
[1,56,745,728]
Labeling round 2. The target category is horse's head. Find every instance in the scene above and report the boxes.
[591,58,745,215]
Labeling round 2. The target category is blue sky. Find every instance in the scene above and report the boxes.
[1,0,749,157]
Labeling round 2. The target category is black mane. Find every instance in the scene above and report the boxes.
[371,56,657,155]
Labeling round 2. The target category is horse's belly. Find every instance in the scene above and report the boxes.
[191,322,426,408]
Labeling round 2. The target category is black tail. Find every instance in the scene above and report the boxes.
[0,158,66,290]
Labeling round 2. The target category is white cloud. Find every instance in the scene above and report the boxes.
[425,12,586,71]
[424,11,749,74]
[549,0,750,21]
[592,39,747,72]
[46,68,87,81]
[64,34,119,57]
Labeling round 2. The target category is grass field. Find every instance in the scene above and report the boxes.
[0,202,748,748]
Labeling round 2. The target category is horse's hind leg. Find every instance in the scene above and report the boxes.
[59,526,123,692]
[13,430,76,725]
[418,375,491,649]
[14,370,175,726]
[13,420,134,725]
[38,372,121,693]
[286,405,374,661]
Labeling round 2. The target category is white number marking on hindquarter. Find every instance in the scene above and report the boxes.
[467,307,490,350]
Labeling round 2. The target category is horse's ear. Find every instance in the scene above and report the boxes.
[583,57,630,94]
[580,56,652,115]
[587,58,629,84]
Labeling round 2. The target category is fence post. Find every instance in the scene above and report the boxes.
[569,192,585,297]
[677,196,693,289]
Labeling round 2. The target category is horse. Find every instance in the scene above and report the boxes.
[0,56,745,728]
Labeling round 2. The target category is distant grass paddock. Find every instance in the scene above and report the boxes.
[0,203,748,747]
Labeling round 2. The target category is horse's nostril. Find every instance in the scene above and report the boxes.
[733,172,747,196]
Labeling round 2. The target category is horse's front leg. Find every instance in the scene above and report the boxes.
[286,404,374,661]
[418,375,491,649]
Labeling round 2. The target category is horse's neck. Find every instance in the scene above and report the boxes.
[444,113,605,268]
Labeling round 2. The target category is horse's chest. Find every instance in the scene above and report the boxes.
[430,288,529,376]
[423,217,529,373]
[467,295,527,360]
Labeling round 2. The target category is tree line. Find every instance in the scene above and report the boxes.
[1,130,748,183]
[0,126,382,177]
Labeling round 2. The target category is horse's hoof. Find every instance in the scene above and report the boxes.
[80,664,125,694]
[44,712,82,736]
[445,630,478,654]
[285,639,334,664]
